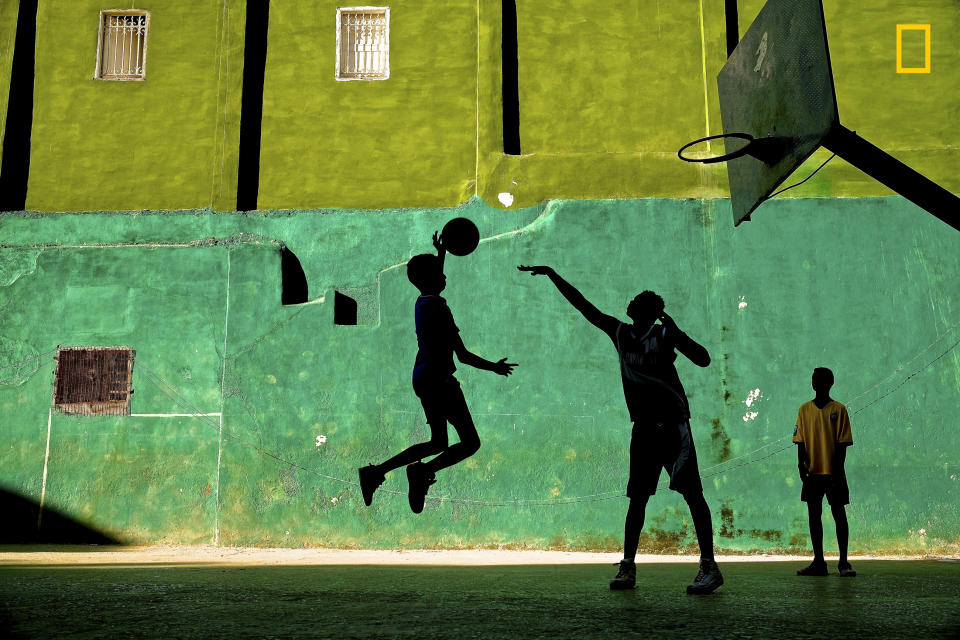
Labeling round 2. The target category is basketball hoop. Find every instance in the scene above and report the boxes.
[677,133,755,164]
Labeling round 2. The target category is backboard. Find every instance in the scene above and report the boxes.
[717,0,839,225]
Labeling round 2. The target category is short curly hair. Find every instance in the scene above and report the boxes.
[631,290,664,317]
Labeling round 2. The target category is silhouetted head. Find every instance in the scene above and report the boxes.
[812,367,834,394]
[627,290,664,328]
[407,254,446,295]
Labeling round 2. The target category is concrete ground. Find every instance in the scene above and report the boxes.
[1,547,958,639]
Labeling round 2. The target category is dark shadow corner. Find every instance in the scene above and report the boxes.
[334,291,358,325]
[0,487,121,545]
[280,245,309,305]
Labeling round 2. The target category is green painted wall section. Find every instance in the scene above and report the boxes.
[24,0,245,212]
[0,0,19,148]
[257,1,478,209]
[9,1,958,212]
[1,198,958,552]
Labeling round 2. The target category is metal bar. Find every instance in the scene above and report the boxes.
[823,124,960,231]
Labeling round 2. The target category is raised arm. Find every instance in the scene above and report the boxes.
[432,231,446,273]
[517,265,618,333]
[659,312,710,367]
[452,335,516,376]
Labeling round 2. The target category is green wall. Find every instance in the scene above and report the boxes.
[1,198,957,552]
[25,0,245,212]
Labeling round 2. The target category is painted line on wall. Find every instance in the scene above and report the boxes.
[214,250,232,546]
[37,408,52,530]
[131,413,222,418]
[697,0,711,148]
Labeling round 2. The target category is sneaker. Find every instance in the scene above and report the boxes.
[406,462,435,514]
[609,559,636,590]
[358,465,384,507]
[838,562,857,577]
[796,560,829,576]
[686,558,724,594]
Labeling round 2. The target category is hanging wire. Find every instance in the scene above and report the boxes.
[0,358,56,386]
[767,153,836,199]
[0,348,58,373]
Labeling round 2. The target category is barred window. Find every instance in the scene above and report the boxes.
[336,7,389,80]
[95,11,149,80]
[53,347,135,416]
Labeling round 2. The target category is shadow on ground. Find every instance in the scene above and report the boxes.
[0,560,958,639]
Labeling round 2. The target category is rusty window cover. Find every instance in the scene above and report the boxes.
[53,347,135,416]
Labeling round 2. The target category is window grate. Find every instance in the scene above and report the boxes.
[336,8,389,80]
[53,347,135,416]
[96,12,149,80]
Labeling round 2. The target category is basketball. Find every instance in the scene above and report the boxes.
[440,217,480,256]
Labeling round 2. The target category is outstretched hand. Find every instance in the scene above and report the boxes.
[517,265,555,277]
[492,357,517,377]
[432,231,445,254]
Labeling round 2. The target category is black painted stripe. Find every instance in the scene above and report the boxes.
[501,0,520,156]
[0,0,38,212]
[237,0,270,212]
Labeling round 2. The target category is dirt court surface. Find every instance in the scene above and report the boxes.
[1,547,958,639]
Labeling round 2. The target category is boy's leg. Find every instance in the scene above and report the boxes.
[830,502,856,576]
[796,493,829,575]
[683,490,715,560]
[808,499,824,562]
[358,416,447,507]
[623,495,649,562]
[683,489,723,594]
[421,413,479,474]
[831,503,849,564]
[377,424,448,476]
[611,495,647,590]
[421,383,478,474]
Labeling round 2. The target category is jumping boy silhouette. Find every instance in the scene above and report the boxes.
[359,233,516,513]
[793,367,855,577]
[518,265,722,594]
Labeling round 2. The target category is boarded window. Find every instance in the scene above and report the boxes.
[336,8,389,80]
[53,347,135,416]
[95,11,149,80]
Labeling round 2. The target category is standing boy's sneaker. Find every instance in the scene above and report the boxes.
[686,558,723,594]
[796,560,829,576]
[838,562,857,577]
[358,465,385,507]
[609,559,637,590]
[406,462,435,514]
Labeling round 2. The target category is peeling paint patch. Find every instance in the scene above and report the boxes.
[738,295,748,310]
[497,192,514,207]
[315,434,327,447]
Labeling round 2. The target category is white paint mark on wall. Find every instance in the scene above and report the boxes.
[315,434,327,447]
[738,296,748,310]
[742,411,759,422]
[498,192,514,208]
[745,388,762,407]
[38,409,53,529]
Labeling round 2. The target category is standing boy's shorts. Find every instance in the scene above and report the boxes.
[627,420,703,498]
[801,474,850,506]
[412,375,471,428]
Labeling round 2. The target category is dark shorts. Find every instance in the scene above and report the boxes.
[627,420,703,498]
[801,474,850,506]
[412,375,472,429]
